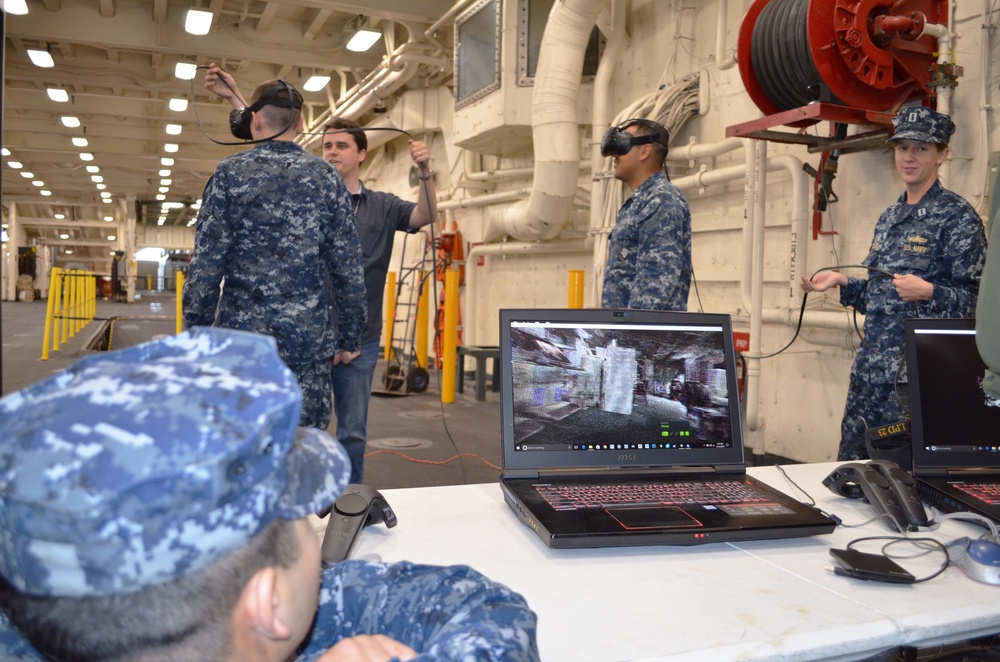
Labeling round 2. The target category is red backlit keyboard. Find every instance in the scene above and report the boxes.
[536,480,770,511]
[953,483,1000,505]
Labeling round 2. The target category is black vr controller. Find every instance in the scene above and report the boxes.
[823,459,929,532]
[320,483,397,566]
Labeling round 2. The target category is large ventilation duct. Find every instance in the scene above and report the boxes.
[501,0,608,242]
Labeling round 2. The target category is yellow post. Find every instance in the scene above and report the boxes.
[51,268,65,352]
[87,272,95,322]
[41,267,62,360]
[60,270,69,346]
[568,269,584,308]
[68,270,78,338]
[146,274,152,291]
[415,270,429,369]
[176,271,185,334]
[441,268,460,404]
[384,271,397,361]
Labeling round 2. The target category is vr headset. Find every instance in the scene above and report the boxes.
[600,118,670,157]
[229,80,303,140]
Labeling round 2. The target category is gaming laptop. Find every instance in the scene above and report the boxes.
[497,308,836,549]
[906,318,1000,521]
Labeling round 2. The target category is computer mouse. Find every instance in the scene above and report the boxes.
[954,539,1000,585]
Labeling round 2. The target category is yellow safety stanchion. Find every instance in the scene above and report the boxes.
[60,270,69,345]
[51,268,65,352]
[176,271,185,334]
[68,270,78,338]
[568,269,584,308]
[441,268,459,404]
[384,271,397,361]
[416,270,429,370]
[41,267,62,360]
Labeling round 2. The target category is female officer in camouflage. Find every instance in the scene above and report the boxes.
[802,107,987,461]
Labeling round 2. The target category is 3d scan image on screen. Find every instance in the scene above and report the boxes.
[509,323,733,452]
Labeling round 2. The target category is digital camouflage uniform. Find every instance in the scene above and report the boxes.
[602,170,692,311]
[836,108,987,461]
[183,140,366,429]
[0,328,540,661]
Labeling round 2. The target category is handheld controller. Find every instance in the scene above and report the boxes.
[320,484,397,566]
[863,459,929,528]
[822,461,927,532]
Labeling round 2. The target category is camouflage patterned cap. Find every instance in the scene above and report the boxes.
[887,106,955,145]
[0,327,350,598]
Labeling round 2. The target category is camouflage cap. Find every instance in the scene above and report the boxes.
[887,106,955,145]
[0,327,349,598]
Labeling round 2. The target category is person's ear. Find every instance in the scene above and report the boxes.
[242,566,293,642]
[935,145,950,166]
[358,148,367,165]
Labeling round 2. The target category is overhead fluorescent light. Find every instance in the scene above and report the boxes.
[79,153,94,161]
[169,98,189,112]
[159,187,169,193]
[160,178,172,186]
[32,180,44,187]
[104,216,114,222]
[27,49,54,68]
[159,169,172,177]
[174,62,198,80]
[156,194,166,201]
[1,148,9,156]
[7,161,22,169]
[164,143,179,153]
[161,157,175,166]
[185,9,213,36]
[346,28,381,52]
[303,75,331,92]
[107,235,117,241]
[40,190,52,196]
[59,233,70,239]
[91,175,103,183]
[20,172,34,178]
[46,88,69,102]
[2,0,29,15]
[61,116,81,128]
[86,166,100,173]
[100,191,112,198]
[55,214,65,219]
[103,199,113,204]
[72,137,89,147]
[165,123,182,135]
[96,184,107,190]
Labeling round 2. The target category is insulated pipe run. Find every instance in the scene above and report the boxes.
[746,140,768,437]
[715,0,737,70]
[464,240,590,346]
[511,0,608,242]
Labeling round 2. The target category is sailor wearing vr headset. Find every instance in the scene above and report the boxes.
[183,78,367,431]
[600,119,692,311]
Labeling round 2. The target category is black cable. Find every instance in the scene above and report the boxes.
[189,67,298,147]
[846,535,951,583]
[751,264,898,360]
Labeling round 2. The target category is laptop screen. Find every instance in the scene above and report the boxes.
[499,309,745,473]
[906,318,1000,472]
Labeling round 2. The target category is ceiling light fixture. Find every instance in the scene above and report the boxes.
[165,124,182,135]
[159,187,169,193]
[346,16,382,53]
[32,181,44,187]
[160,178,172,186]
[161,157,174,166]
[164,143,179,153]
[59,233,70,240]
[156,194,166,201]
[159,169,172,177]
[107,235,116,241]
[2,0,29,15]
[104,216,114,222]
[80,153,94,161]
[91,175,103,183]
[102,199,113,204]
[185,9,213,36]
[174,62,198,80]
[55,214,65,220]
[168,98,189,112]
[303,74,331,92]
[96,184,107,190]
[86,166,100,173]
[7,161,22,169]
[61,116,81,128]
[27,48,54,68]
[72,137,89,147]
[46,88,69,103]
[20,172,34,178]
[40,190,52,197]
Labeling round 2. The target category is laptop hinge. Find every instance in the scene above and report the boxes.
[946,468,999,478]
[514,465,743,480]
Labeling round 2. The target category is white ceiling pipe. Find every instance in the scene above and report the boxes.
[506,0,609,242]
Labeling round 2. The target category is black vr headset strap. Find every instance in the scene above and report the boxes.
[600,118,669,157]
[229,79,302,142]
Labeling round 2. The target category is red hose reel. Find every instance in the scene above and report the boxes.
[736,0,949,126]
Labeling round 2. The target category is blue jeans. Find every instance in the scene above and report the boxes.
[332,340,380,484]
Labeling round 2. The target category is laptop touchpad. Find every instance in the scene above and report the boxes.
[606,506,702,529]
